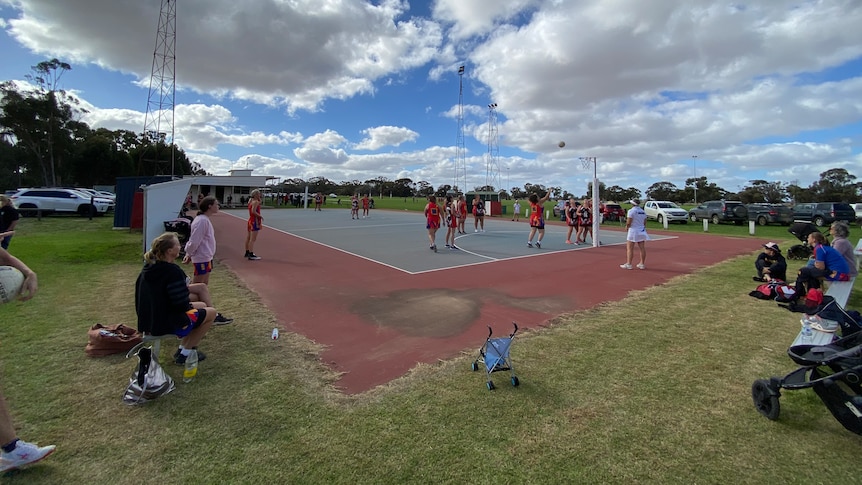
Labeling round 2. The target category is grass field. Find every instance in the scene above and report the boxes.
[0,215,860,484]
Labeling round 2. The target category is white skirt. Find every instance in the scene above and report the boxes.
[627,228,650,242]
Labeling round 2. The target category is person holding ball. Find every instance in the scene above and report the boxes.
[0,247,56,473]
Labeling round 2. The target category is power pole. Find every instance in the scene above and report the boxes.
[142,0,177,176]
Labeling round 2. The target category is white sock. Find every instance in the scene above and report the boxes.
[181,348,192,357]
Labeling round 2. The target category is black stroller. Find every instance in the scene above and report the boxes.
[163,214,192,257]
[752,329,862,435]
[471,323,520,391]
[786,222,822,260]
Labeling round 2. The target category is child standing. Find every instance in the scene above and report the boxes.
[424,196,443,252]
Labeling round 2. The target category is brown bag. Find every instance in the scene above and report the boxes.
[85,323,143,357]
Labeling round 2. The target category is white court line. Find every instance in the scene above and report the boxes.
[222,212,676,276]
[221,212,413,274]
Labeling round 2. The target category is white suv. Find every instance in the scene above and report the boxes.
[644,200,689,225]
[11,188,115,216]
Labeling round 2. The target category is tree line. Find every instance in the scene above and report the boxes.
[2,59,859,204]
[0,59,204,190]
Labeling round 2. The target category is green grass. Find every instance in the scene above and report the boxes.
[1,216,861,484]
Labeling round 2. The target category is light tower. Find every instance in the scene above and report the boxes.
[142,0,177,175]
[485,103,502,192]
[453,65,467,193]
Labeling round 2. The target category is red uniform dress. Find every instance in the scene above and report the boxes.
[446,203,457,228]
[248,200,262,231]
[426,204,441,229]
[529,202,545,229]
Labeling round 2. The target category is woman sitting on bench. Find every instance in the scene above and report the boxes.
[135,232,216,365]
[792,232,851,298]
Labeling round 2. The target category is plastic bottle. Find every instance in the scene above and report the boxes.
[801,320,813,342]
[183,349,198,383]
[271,328,279,340]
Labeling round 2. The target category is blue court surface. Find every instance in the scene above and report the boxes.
[224,208,674,274]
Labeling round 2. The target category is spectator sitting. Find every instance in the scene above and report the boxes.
[792,232,851,299]
[753,242,787,282]
[135,232,217,365]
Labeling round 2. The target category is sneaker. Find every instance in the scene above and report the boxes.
[527,242,533,248]
[752,276,765,282]
[214,313,233,325]
[0,441,56,472]
[565,240,573,244]
[432,245,437,253]
[535,241,541,248]
[247,253,261,260]
[620,263,633,270]
[474,229,478,233]
[636,263,646,270]
[174,348,207,365]
[450,245,459,250]
[243,250,250,257]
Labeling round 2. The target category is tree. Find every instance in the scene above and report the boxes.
[0,59,84,186]
[646,182,680,202]
[737,180,786,204]
[810,168,858,201]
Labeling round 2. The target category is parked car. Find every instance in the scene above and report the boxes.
[11,188,115,216]
[601,203,626,222]
[745,203,793,226]
[688,200,748,225]
[644,200,688,225]
[791,202,855,227]
[851,202,862,223]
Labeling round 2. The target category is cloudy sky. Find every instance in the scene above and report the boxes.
[1,0,861,196]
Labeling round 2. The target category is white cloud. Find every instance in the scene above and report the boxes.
[354,125,418,150]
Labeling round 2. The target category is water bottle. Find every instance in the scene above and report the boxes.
[183,349,198,383]
[271,328,279,340]
[801,320,813,342]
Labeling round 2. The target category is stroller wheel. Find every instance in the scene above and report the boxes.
[511,376,520,387]
[752,379,781,421]
[471,361,479,372]
[487,381,495,391]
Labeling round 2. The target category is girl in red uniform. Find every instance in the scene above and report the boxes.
[245,189,263,260]
[457,195,468,234]
[444,195,459,250]
[424,196,443,252]
[527,190,551,248]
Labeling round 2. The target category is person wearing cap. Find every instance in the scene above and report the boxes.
[620,199,649,270]
[753,242,787,282]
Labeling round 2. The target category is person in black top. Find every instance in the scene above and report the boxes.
[0,195,19,250]
[753,242,787,282]
[135,232,216,365]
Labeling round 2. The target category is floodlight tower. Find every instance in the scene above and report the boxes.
[453,65,467,193]
[142,0,177,175]
[485,103,502,192]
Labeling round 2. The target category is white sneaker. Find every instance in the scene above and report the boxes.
[620,263,632,270]
[474,229,478,233]
[0,441,56,472]
[636,263,645,270]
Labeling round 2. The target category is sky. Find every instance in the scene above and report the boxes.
[1,0,861,197]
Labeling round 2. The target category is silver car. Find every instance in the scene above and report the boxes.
[11,188,115,216]
[644,200,688,224]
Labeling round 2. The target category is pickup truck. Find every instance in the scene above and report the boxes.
[746,203,793,226]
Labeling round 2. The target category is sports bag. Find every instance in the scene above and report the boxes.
[85,323,143,357]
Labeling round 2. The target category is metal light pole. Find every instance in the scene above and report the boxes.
[506,167,510,197]
[692,155,698,204]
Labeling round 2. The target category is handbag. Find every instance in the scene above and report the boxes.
[122,346,175,405]
[85,323,143,357]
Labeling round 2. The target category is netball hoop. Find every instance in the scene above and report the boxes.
[579,157,600,248]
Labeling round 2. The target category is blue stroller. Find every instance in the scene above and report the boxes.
[471,323,519,390]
